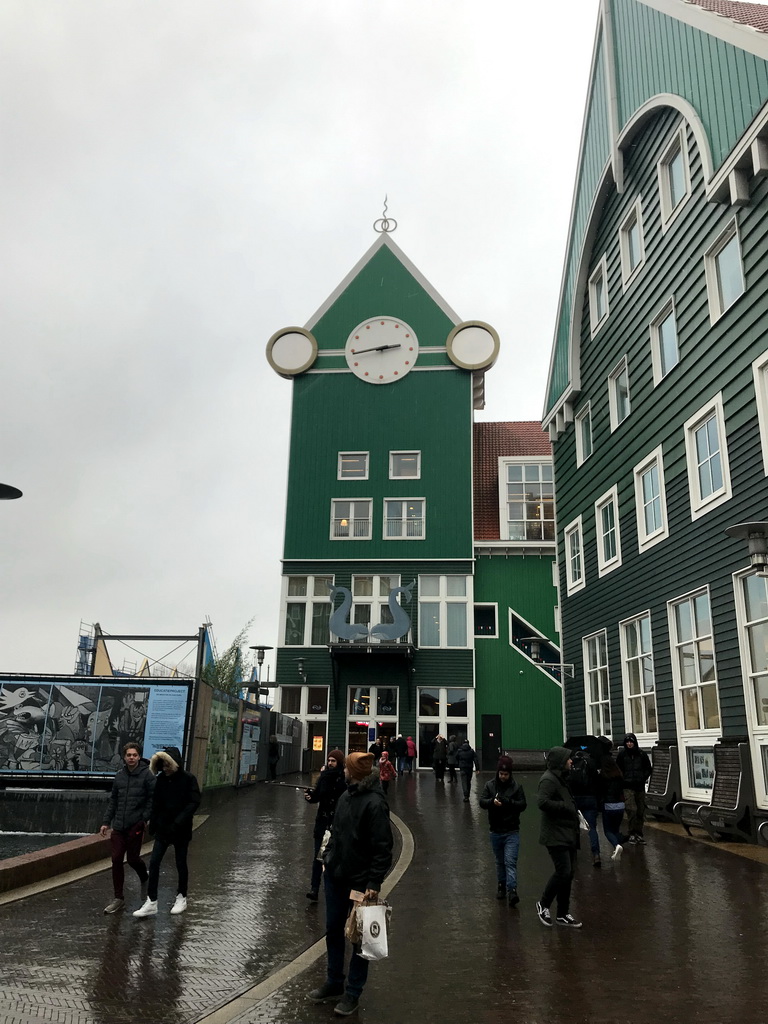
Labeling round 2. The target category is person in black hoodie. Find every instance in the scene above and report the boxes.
[456,738,481,802]
[304,748,347,902]
[535,746,582,928]
[133,745,200,918]
[479,755,527,907]
[616,732,652,844]
[99,742,155,914]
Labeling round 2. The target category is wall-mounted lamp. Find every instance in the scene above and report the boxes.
[725,521,768,575]
[296,657,307,682]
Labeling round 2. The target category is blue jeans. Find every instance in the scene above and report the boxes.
[602,807,625,849]
[490,830,520,891]
[396,756,407,774]
[575,795,600,857]
[323,874,370,999]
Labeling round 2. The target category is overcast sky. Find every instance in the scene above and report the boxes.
[0,0,599,677]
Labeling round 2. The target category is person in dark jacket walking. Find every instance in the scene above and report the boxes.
[99,742,155,914]
[268,734,280,781]
[393,734,408,776]
[535,746,582,928]
[616,732,652,843]
[432,734,447,782]
[597,749,626,861]
[456,738,480,801]
[479,755,527,906]
[569,745,602,868]
[133,746,201,918]
[304,748,347,902]
[446,734,459,783]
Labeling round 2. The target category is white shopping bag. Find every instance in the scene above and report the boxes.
[357,901,391,961]
[577,810,590,832]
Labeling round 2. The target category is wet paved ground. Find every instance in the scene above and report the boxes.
[2,771,768,1024]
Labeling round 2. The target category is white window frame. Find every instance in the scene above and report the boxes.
[417,575,472,650]
[330,498,372,540]
[619,197,645,290]
[281,574,335,647]
[337,452,369,481]
[564,515,585,596]
[595,485,622,577]
[349,574,405,641]
[658,125,691,231]
[608,356,631,431]
[575,403,593,466]
[754,350,768,477]
[705,218,745,324]
[474,602,499,639]
[619,611,658,745]
[683,393,732,520]
[497,456,555,545]
[588,255,609,337]
[416,687,475,768]
[733,567,768,809]
[583,629,611,737]
[382,498,425,540]
[633,445,669,553]
[650,297,679,386]
[389,450,421,479]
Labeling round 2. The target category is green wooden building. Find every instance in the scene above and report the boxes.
[544,0,768,838]
[267,232,561,768]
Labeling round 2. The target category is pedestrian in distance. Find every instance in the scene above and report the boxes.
[535,746,582,929]
[309,751,393,1018]
[446,734,459,783]
[304,748,347,903]
[99,742,154,914]
[405,736,417,772]
[456,738,480,801]
[616,732,652,844]
[133,746,201,918]
[569,745,602,868]
[377,750,396,794]
[597,744,626,862]
[267,734,280,782]
[432,733,447,782]
[393,734,408,777]
[479,754,527,907]
[368,736,383,763]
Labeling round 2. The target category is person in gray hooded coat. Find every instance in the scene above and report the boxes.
[535,746,582,928]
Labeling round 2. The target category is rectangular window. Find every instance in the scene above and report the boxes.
[564,516,585,595]
[620,198,645,289]
[668,589,721,732]
[501,458,555,542]
[736,572,768,728]
[389,451,421,479]
[418,575,470,649]
[588,255,609,336]
[280,686,302,715]
[608,357,630,430]
[474,604,498,638]
[633,445,669,552]
[620,613,658,738]
[595,485,621,576]
[575,403,592,466]
[705,220,745,322]
[331,499,372,539]
[383,498,425,539]
[283,575,333,646]
[658,126,690,228]
[650,298,679,385]
[337,452,369,480]
[684,393,731,519]
[583,631,611,736]
[753,350,768,477]
[349,575,401,639]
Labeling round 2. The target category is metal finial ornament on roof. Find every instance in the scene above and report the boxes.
[374,196,397,233]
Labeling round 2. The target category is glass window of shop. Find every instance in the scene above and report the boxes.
[416,686,471,768]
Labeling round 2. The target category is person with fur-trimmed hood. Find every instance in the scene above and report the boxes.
[535,745,582,929]
[133,745,200,918]
[304,748,347,903]
[309,751,393,1018]
[479,754,527,907]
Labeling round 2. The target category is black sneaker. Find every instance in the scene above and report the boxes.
[496,882,506,900]
[628,834,638,844]
[309,981,345,1003]
[508,888,520,908]
[535,901,552,927]
[555,914,583,928]
[635,834,646,844]
[306,890,319,902]
[334,993,360,1017]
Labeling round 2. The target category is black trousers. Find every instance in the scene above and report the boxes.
[148,835,190,900]
[540,845,577,917]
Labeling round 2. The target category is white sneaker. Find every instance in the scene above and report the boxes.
[170,894,187,915]
[133,898,158,918]
[611,844,623,862]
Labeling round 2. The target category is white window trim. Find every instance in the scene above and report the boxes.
[382,497,426,540]
[704,218,745,324]
[583,629,611,738]
[683,393,732,520]
[497,456,555,546]
[732,567,768,809]
[608,356,630,432]
[595,484,622,577]
[330,498,373,541]
[337,451,369,481]
[474,602,499,639]
[752,350,768,477]
[658,125,691,232]
[417,575,472,650]
[588,254,609,337]
[650,297,679,386]
[619,196,646,291]
[633,444,669,553]
[281,574,335,647]
[618,610,659,747]
[575,402,593,467]
[389,450,421,480]
[564,515,585,596]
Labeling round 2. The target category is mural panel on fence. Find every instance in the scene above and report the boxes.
[204,693,239,788]
[0,676,191,776]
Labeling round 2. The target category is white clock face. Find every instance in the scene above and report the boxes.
[345,317,419,384]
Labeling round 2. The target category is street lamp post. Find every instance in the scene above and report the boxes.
[248,645,274,701]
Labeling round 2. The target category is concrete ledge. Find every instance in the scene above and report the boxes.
[0,833,109,893]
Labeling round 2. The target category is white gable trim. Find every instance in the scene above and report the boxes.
[618,93,714,183]
[639,0,768,62]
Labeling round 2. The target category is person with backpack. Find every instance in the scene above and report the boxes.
[456,738,480,802]
[479,755,527,907]
[446,734,459,783]
[535,746,582,929]
[568,745,602,868]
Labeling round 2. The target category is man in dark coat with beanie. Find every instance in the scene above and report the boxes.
[309,751,393,1018]
[535,746,582,928]
[479,754,527,907]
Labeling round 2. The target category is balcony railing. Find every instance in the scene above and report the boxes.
[332,517,371,539]
[385,517,424,539]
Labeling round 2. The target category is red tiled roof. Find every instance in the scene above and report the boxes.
[687,0,768,33]
[473,421,551,541]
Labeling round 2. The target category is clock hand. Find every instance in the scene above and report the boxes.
[350,343,402,355]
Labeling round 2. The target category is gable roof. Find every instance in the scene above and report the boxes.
[688,1,768,33]
[473,422,551,540]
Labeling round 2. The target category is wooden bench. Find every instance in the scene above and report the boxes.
[645,744,680,822]
[674,741,755,842]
